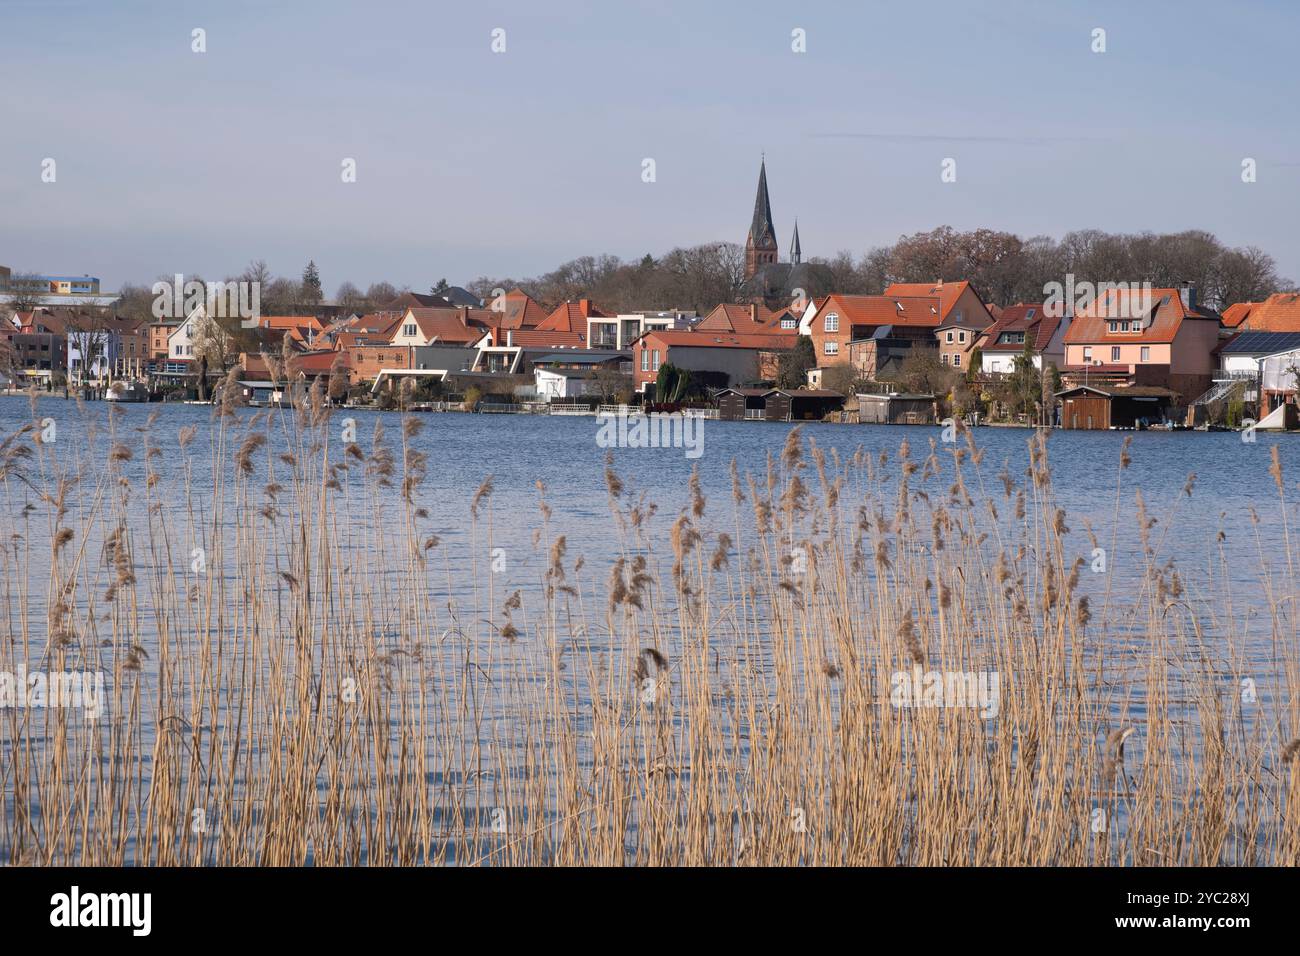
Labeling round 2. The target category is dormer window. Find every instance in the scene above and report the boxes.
[1108,321,1118,333]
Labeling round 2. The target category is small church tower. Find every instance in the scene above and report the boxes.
[789,219,802,265]
[745,158,778,280]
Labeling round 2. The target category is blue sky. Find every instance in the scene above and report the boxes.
[2,0,1298,293]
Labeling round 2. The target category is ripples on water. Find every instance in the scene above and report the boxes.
[0,396,1295,864]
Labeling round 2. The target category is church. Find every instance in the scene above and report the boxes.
[742,159,833,309]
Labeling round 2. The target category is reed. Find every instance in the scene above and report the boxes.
[0,392,1295,866]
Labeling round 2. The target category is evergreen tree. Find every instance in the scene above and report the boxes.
[777,335,817,389]
[301,260,323,306]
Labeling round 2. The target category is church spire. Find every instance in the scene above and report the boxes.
[749,158,777,249]
[789,219,802,264]
[745,157,778,280]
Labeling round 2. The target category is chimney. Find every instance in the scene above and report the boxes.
[506,329,513,348]
[579,298,591,316]
[1179,281,1196,312]
[749,303,757,323]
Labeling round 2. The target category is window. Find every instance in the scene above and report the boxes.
[781,318,796,330]
[1120,321,1130,332]
[1083,347,1092,361]
[958,330,966,343]
[941,353,949,365]
[1111,346,1121,362]
[824,312,839,333]
[952,353,961,367]
[945,330,954,343]
[404,323,416,336]
[653,349,661,371]
[1140,346,1150,362]
[1109,321,1118,333]
[824,341,839,356]
[641,349,650,371]
[954,310,963,324]
[1025,309,1036,319]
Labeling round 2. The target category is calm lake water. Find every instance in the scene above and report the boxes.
[2,395,1291,597]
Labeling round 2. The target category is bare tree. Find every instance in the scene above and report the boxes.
[6,272,46,313]
[66,311,111,385]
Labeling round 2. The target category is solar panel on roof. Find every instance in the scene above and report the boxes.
[1222,331,1300,353]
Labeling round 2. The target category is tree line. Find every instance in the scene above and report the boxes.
[466,226,1293,314]
[41,224,1292,328]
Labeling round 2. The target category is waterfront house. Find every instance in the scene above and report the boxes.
[389,307,494,348]
[67,314,147,383]
[1061,284,1221,401]
[4,309,69,384]
[882,282,997,371]
[533,350,631,401]
[979,303,1067,374]
[632,329,794,394]
[802,294,942,377]
[1256,344,1300,423]
[587,309,692,350]
[149,318,181,363]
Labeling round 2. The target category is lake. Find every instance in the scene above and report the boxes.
[1,394,1295,865]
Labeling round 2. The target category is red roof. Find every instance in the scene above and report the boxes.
[497,329,587,348]
[495,289,549,329]
[535,299,611,333]
[639,329,794,350]
[1064,288,1216,345]
[815,294,943,330]
[1222,293,1300,332]
[883,280,980,324]
[1221,302,1256,328]
[695,303,794,335]
[980,303,1062,353]
[400,308,489,345]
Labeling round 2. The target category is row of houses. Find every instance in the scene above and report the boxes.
[11,270,1300,428]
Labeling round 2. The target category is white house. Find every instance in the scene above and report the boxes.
[166,305,208,361]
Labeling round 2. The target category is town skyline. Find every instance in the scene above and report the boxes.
[3,0,1299,291]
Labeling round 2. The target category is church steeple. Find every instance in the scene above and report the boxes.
[745,158,778,280]
[789,219,802,265]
